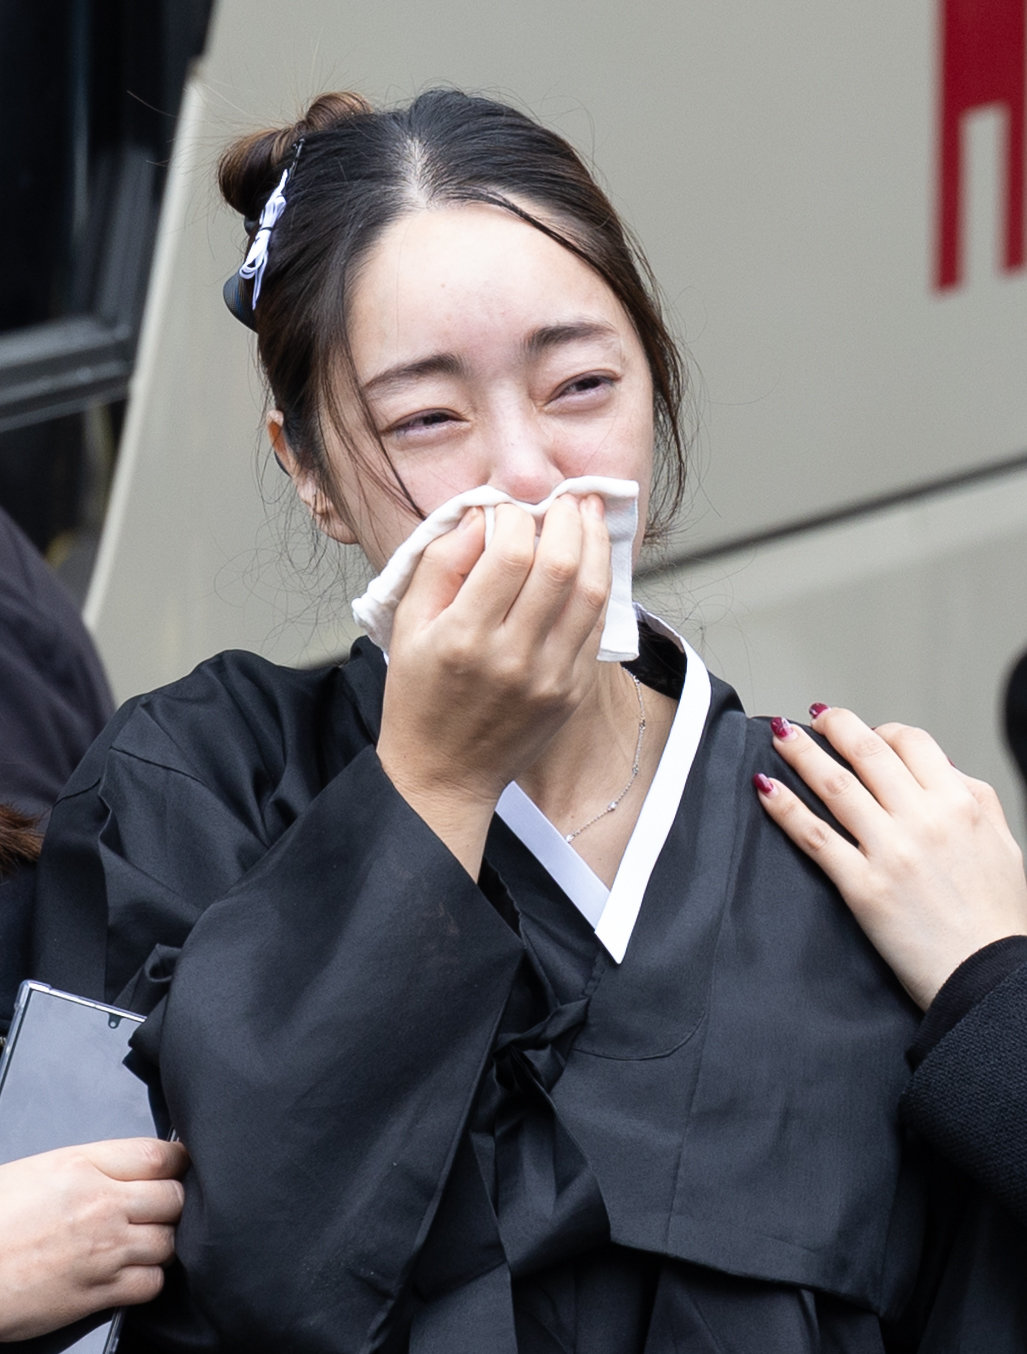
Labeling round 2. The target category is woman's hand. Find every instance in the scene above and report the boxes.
[377,495,611,875]
[0,1137,187,1342]
[755,707,1027,1009]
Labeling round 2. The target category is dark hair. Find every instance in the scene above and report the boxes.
[0,804,41,880]
[219,88,688,540]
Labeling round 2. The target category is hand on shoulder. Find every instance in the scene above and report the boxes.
[754,706,1027,1009]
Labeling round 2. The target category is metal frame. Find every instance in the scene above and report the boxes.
[0,1,212,436]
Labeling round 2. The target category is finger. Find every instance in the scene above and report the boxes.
[865,719,959,791]
[499,496,584,626]
[961,772,1024,849]
[768,716,895,843]
[398,508,487,623]
[440,503,540,625]
[775,708,924,821]
[103,1262,168,1308]
[72,1219,177,1290]
[545,494,612,652]
[81,1138,189,1183]
[122,1222,177,1268]
[753,773,870,894]
[517,496,609,650]
[123,1176,186,1226]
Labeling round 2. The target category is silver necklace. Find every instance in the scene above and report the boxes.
[564,673,647,844]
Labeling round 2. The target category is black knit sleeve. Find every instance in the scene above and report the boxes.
[901,943,1027,1225]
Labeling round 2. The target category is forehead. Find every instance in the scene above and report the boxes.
[347,202,635,371]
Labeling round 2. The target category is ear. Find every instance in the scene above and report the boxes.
[267,411,357,545]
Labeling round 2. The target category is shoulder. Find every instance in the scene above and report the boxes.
[115,648,339,746]
[0,510,114,813]
[61,641,385,803]
[698,672,879,944]
[707,672,847,813]
[0,508,108,689]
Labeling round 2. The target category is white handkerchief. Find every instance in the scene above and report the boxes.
[351,476,639,661]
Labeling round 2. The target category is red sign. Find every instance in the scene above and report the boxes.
[936,0,1026,289]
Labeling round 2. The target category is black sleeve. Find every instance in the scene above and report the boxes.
[0,864,34,1031]
[901,942,1027,1228]
[906,936,1027,1070]
[0,505,113,820]
[144,749,523,1350]
[32,674,524,1351]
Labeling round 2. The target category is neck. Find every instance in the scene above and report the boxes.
[518,658,679,886]
[515,662,649,837]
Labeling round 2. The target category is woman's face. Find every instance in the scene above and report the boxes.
[317,202,655,571]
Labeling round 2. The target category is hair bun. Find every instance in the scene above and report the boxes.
[218,91,374,224]
[295,91,373,134]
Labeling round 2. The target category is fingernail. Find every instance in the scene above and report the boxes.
[582,493,605,519]
[809,703,830,720]
[770,716,796,740]
[752,772,776,796]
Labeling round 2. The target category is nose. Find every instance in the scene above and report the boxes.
[486,405,564,505]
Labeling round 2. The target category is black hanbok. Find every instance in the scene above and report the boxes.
[30,627,1027,1352]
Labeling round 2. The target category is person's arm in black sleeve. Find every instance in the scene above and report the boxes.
[31,660,524,1352]
[140,746,522,1350]
[901,938,1027,1227]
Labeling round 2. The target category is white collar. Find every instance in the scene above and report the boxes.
[496,610,712,962]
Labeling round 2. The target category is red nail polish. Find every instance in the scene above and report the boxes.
[770,716,793,740]
[752,772,775,796]
[809,703,830,720]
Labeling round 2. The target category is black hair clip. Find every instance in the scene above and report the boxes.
[222,271,257,330]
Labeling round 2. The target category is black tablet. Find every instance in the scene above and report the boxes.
[0,981,168,1353]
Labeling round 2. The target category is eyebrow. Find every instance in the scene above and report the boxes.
[361,319,622,399]
[361,353,463,400]
[523,320,621,357]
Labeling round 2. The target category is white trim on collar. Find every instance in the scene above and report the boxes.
[496,610,712,963]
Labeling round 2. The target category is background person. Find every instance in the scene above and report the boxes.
[0,508,186,1341]
[0,505,113,824]
[0,806,187,1343]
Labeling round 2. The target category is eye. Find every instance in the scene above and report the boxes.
[552,372,617,404]
[385,409,459,437]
